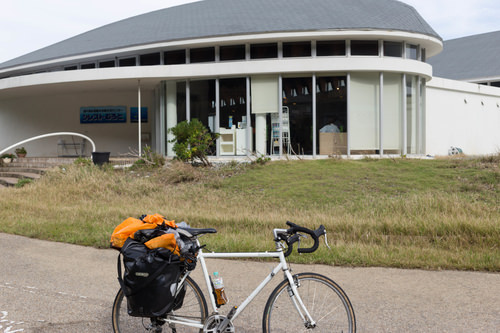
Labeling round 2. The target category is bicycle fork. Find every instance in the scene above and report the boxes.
[285,273,317,329]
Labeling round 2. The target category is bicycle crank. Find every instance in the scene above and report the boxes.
[203,314,235,333]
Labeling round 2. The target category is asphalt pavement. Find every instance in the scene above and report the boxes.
[0,233,499,332]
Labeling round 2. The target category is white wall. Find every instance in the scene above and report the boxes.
[426,77,500,156]
[0,90,154,157]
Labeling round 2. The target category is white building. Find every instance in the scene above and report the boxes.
[0,0,498,158]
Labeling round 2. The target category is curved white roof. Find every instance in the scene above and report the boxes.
[0,0,440,71]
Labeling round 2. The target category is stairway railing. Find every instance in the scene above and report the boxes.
[0,132,96,156]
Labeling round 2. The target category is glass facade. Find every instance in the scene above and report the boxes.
[316,76,347,155]
[162,69,424,157]
[282,77,313,155]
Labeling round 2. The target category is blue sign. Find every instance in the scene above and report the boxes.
[80,106,127,124]
[131,107,148,123]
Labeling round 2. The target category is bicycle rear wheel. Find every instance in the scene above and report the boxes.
[263,272,356,332]
[112,276,208,333]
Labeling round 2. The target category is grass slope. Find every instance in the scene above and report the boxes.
[0,156,498,271]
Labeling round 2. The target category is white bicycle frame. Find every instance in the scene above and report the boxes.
[166,229,316,330]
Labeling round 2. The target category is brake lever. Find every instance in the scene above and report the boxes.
[296,233,308,254]
[324,233,332,250]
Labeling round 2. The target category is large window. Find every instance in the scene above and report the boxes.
[219,78,249,155]
[351,40,379,56]
[81,63,96,69]
[164,50,186,65]
[282,77,313,155]
[220,45,246,61]
[317,41,346,56]
[250,43,278,59]
[384,42,403,57]
[99,60,115,68]
[190,47,215,63]
[283,42,311,57]
[118,57,136,67]
[317,76,347,155]
[190,80,216,155]
[140,53,161,66]
[406,44,418,60]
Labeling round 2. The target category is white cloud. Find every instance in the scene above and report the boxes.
[400,0,500,39]
[0,0,199,63]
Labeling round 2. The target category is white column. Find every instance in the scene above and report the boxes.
[215,78,220,157]
[346,73,351,157]
[255,114,267,155]
[416,76,421,154]
[312,74,317,157]
[186,80,191,121]
[402,74,407,156]
[138,80,142,157]
[278,74,283,156]
[246,77,252,157]
[379,72,384,156]
[166,81,177,157]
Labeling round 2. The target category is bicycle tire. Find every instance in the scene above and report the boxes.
[112,276,208,333]
[262,272,356,333]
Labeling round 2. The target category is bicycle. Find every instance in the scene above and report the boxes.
[112,221,356,332]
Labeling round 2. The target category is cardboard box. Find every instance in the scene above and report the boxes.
[319,132,347,155]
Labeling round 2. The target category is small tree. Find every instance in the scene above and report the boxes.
[168,119,218,166]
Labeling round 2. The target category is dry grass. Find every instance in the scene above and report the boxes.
[0,156,498,271]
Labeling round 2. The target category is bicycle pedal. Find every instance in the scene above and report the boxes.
[227,305,238,319]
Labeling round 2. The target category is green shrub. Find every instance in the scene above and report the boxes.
[74,157,92,166]
[15,178,33,188]
[168,119,219,166]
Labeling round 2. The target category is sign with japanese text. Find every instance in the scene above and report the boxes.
[80,106,127,123]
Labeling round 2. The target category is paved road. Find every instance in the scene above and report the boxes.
[0,233,499,332]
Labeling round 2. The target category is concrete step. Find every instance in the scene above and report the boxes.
[0,167,47,175]
[0,171,42,179]
[0,171,42,187]
[0,157,140,187]
[0,177,21,187]
[6,157,77,168]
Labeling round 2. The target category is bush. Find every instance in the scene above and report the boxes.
[15,178,33,188]
[168,119,218,166]
[74,157,92,166]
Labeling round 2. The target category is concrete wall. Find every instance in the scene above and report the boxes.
[426,77,500,156]
[0,90,154,157]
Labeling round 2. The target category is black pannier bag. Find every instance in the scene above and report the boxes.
[118,238,182,317]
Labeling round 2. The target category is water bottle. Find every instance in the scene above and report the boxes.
[213,272,228,306]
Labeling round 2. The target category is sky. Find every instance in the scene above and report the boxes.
[0,0,499,64]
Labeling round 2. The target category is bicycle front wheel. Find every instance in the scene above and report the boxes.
[263,272,356,332]
[112,276,208,333]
